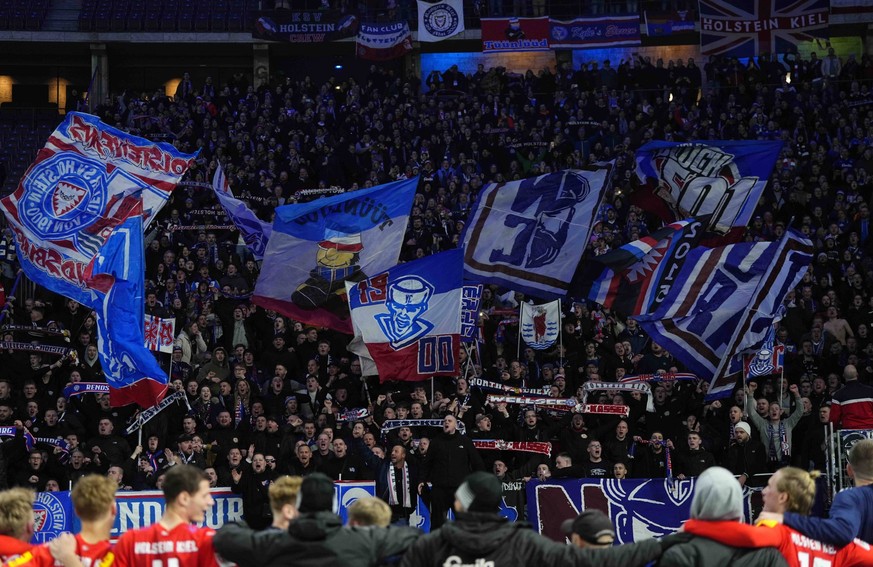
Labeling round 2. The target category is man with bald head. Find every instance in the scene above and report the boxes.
[830,364,873,429]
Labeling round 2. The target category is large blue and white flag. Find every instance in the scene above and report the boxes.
[212,164,272,260]
[347,248,463,382]
[461,168,611,299]
[634,230,813,400]
[87,213,170,408]
[0,112,195,307]
[634,141,782,236]
[253,177,417,333]
[0,112,195,408]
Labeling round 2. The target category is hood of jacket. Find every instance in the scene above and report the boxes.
[286,511,343,542]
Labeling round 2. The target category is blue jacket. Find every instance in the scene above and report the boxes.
[784,484,873,546]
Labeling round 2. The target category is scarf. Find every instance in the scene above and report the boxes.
[629,439,673,483]
[485,395,629,416]
[472,439,552,457]
[387,461,412,508]
[619,372,698,383]
[380,419,465,436]
[337,408,370,422]
[469,377,550,396]
[768,421,789,460]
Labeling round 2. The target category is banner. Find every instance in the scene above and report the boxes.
[635,230,813,400]
[643,10,696,36]
[699,0,828,58]
[213,165,272,260]
[460,284,482,343]
[253,177,416,333]
[348,249,463,382]
[461,168,610,299]
[481,17,550,52]
[356,22,413,61]
[253,11,359,42]
[634,141,782,236]
[417,0,464,42]
[572,218,705,317]
[144,314,175,354]
[520,300,560,350]
[549,15,641,48]
[0,112,194,306]
[744,322,784,379]
[831,0,873,14]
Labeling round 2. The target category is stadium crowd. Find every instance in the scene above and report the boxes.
[1,45,873,564]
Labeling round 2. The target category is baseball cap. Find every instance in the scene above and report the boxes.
[561,510,615,545]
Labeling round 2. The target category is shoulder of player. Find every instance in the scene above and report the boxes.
[3,546,49,567]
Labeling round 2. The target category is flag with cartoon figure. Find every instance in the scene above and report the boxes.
[253,177,417,332]
[347,249,462,382]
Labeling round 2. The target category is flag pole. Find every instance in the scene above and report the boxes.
[518,302,523,388]
[0,271,24,327]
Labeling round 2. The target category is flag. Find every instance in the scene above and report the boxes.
[699,0,828,58]
[634,230,813,400]
[144,315,176,354]
[461,168,611,299]
[520,300,560,350]
[253,177,416,333]
[460,284,483,344]
[573,218,705,316]
[212,164,272,260]
[634,141,782,237]
[0,112,195,408]
[480,17,550,52]
[87,214,169,408]
[0,112,195,306]
[356,22,413,61]
[549,15,641,48]
[347,248,462,382]
[417,0,464,42]
[744,318,785,379]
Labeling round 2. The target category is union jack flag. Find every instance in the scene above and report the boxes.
[699,0,828,58]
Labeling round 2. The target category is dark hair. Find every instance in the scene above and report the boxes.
[162,464,209,503]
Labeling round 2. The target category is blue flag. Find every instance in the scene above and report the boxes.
[87,214,168,408]
[253,177,417,333]
[635,230,812,400]
[461,168,611,299]
[212,164,272,260]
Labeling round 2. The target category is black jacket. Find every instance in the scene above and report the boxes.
[659,534,788,567]
[420,431,485,488]
[398,512,664,567]
[213,511,419,567]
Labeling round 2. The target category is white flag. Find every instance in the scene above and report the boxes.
[520,300,560,350]
[417,0,464,42]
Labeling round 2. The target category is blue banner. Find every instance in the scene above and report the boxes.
[253,177,416,333]
[549,15,641,48]
[461,168,611,299]
[460,284,483,343]
[213,164,272,260]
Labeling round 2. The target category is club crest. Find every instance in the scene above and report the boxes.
[52,180,87,217]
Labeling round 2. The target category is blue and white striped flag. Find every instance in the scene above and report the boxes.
[212,164,272,260]
[635,229,812,400]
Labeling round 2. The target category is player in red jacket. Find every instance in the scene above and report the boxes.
[113,464,220,567]
[0,488,34,563]
[4,475,116,567]
[684,466,873,567]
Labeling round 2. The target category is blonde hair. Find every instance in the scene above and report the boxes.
[347,497,392,527]
[269,476,303,513]
[72,475,117,522]
[776,467,822,515]
[0,488,35,539]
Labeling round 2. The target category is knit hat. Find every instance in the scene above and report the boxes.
[454,472,502,513]
[690,467,743,521]
[298,473,335,513]
[735,421,751,436]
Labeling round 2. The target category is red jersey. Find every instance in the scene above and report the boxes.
[0,536,32,564]
[684,519,873,567]
[113,523,217,567]
[3,534,113,567]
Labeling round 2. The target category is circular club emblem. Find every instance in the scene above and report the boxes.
[423,4,459,38]
[20,152,107,240]
[33,492,67,542]
[551,25,568,41]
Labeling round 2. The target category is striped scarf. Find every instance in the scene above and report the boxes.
[387,461,411,508]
